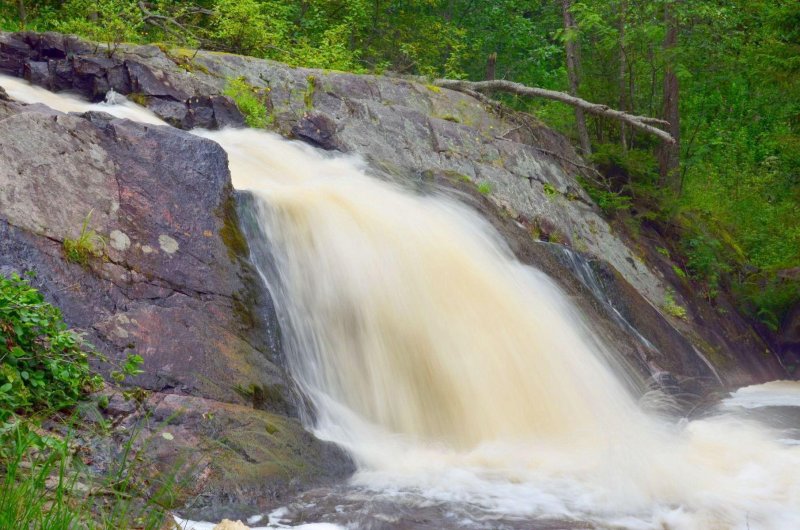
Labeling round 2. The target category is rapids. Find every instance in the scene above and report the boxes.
[3,74,799,530]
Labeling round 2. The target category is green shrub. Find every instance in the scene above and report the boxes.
[583,185,632,215]
[57,0,143,57]
[210,0,286,57]
[0,274,144,420]
[735,275,800,331]
[590,144,658,186]
[683,233,730,300]
[672,265,687,280]
[224,77,270,128]
[477,182,492,195]
[0,274,102,420]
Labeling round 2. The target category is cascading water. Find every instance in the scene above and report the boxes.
[3,74,800,529]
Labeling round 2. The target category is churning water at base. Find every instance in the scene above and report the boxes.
[3,74,800,529]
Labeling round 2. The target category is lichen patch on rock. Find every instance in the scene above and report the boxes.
[158,234,179,254]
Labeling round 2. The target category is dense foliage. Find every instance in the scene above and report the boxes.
[0,274,154,527]
[0,273,143,417]
[2,0,798,329]
[0,273,102,419]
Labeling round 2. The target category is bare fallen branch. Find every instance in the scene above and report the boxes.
[434,79,676,144]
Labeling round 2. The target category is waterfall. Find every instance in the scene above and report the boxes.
[4,74,800,529]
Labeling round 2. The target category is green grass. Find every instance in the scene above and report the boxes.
[477,182,492,195]
[0,416,173,529]
[63,211,104,266]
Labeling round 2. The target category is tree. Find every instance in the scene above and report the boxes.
[617,0,628,151]
[561,0,591,156]
[658,0,681,189]
[16,0,26,29]
[434,78,675,144]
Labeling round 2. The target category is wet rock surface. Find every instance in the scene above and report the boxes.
[0,95,352,514]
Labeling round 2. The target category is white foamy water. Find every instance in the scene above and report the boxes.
[3,74,800,530]
[723,380,800,409]
[174,511,344,530]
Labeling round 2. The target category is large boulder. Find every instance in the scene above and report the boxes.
[0,95,352,515]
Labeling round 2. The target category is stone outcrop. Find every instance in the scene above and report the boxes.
[0,92,352,516]
[0,32,243,129]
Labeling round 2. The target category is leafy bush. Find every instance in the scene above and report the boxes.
[0,274,102,420]
[735,275,800,331]
[0,274,143,420]
[57,0,143,57]
[683,233,731,300]
[210,0,287,57]
[582,184,633,216]
[223,77,269,128]
[590,144,658,189]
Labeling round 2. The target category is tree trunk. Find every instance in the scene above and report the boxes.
[618,0,628,152]
[434,78,676,144]
[561,0,592,156]
[17,0,27,29]
[658,0,681,190]
[486,52,497,81]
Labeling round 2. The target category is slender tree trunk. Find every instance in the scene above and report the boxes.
[561,0,591,156]
[486,52,497,80]
[17,0,27,29]
[444,0,455,21]
[618,0,628,152]
[658,0,681,190]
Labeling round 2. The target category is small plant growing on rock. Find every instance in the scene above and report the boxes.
[224,76,270,128]
[477,182,492,195]
[304,75,317,110]
[63,211,105,266]
[663,289,688,320]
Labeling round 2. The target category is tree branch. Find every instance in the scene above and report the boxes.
[433,78,676,144]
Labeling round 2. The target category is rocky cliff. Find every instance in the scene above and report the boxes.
[0,65,351,519]
[0,29,791,517]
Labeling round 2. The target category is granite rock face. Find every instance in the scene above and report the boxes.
[0,95,353,515]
